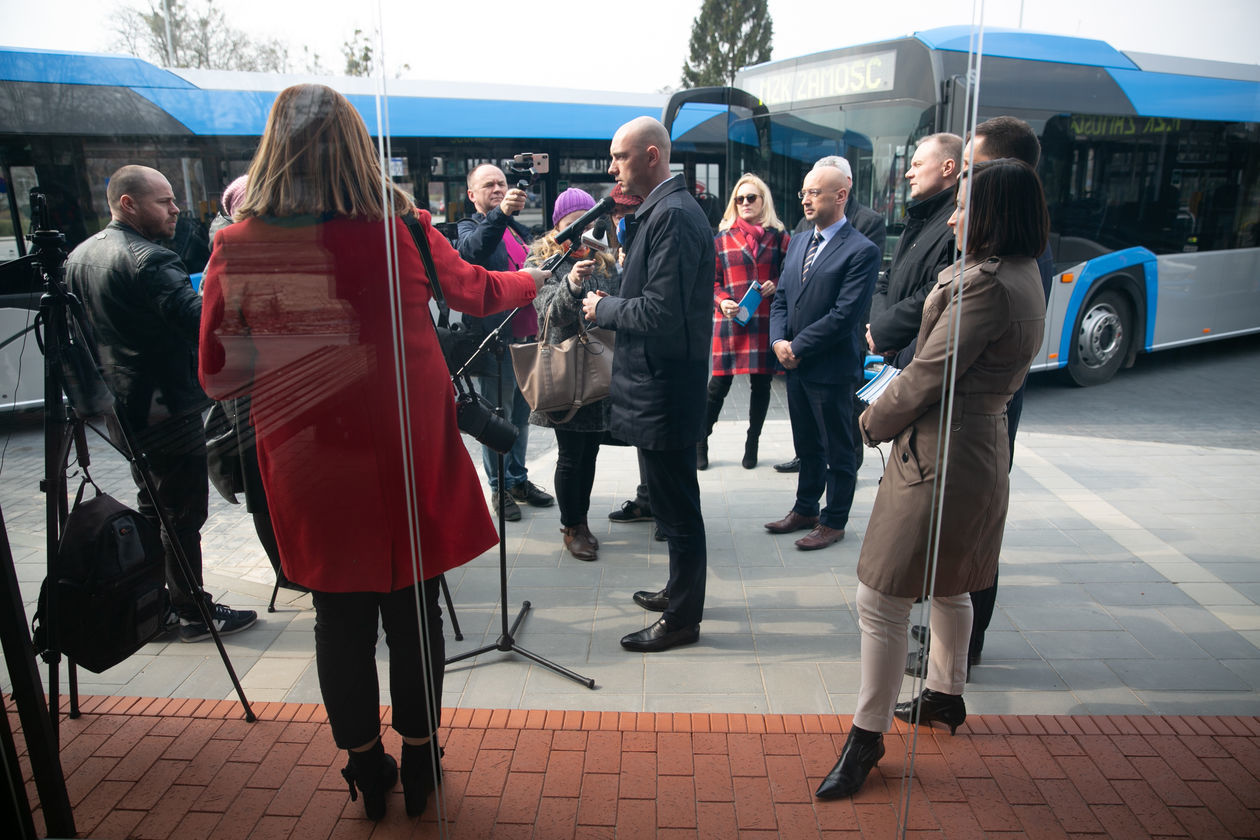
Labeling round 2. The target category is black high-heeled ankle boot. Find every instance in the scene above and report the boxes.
[401,741,444,817]
[893,688,967,735]
[341,740,398,821]
[815,726,884,800]
[742,433,759,469]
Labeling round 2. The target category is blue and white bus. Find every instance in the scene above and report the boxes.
[663,26,1260,385]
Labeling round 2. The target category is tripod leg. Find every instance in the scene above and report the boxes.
[439,574,462,642]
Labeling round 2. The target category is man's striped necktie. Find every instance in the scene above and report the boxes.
[801,231,822,283]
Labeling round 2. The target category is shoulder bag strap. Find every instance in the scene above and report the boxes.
[402,214,453,328]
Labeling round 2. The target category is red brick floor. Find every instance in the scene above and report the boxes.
[13,695,1260,838]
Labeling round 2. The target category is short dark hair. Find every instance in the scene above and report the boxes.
[961,159,1048,260]
[971,116,1041,168]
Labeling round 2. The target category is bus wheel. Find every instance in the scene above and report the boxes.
[1067,289,1132,386]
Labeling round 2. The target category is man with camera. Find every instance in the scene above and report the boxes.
[582,117,714,653]
[457,163,554,522]
[65,164,257,643]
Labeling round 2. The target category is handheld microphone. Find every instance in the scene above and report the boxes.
[554,196,615,247]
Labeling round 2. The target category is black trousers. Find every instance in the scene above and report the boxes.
[785,374,859,530]
[554,428,602,527]
[128,412,209,618]
[640,446,707,628]
[705,373,773,438]
[312,580,444,750]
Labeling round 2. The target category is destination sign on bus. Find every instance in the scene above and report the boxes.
[741,50,896,107]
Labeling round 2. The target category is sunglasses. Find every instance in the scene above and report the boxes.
[734,194,761,204]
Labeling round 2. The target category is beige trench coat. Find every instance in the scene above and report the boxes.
[857,256,1047,598]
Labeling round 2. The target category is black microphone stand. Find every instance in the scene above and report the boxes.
[444,310,594,689]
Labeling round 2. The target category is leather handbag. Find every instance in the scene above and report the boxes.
[510,307,615,423]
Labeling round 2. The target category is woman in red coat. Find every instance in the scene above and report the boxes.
[700,173,791,470]
[199,85,544,821]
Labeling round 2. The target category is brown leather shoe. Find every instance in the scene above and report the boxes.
[795,525,845,550]
[562,526,598,561]
[575,522,599,550]
[764,511,819,534]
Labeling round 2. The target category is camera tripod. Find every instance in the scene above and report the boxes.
[444,319,594,689]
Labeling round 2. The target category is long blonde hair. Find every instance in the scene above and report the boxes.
[718,173,783,232]
[236,84,412,220]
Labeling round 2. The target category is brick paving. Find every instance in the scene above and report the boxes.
[13,695,1260,838]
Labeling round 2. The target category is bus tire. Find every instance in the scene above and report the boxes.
[1066,289,1132,387]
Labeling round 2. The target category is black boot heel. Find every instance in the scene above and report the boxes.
[341,741,398,821]
[401,741,444,817]
[742,434,759,469]
[893,688,967,735]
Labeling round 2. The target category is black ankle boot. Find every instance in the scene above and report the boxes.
[697,438,709,470]
[742,433,759,469]
[815,726,884,800]
[894,688,967,735]
[341,740,398,821]
[401,741,443,817]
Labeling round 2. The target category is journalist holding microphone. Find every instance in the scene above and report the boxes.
[526,188,620,562]
[199,84,547,821]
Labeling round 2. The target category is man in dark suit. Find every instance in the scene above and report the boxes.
[765,161,880,550]
[778,155,888,474]
[582,116,714,652]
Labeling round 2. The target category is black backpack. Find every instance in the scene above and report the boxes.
[32,475,168,673]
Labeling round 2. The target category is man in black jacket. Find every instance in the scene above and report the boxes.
[866,133,962,368]
[456,163,554,521]
[66,165,256,643]
[582,117,714,653]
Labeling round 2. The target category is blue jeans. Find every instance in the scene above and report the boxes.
[478,353,530,491]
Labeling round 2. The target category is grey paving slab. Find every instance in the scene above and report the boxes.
[3,348,1259,720]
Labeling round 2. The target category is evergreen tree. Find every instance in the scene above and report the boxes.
[681,0,773,88]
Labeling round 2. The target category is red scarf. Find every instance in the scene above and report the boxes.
[732,217,767,257]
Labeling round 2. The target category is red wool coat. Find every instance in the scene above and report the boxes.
[199,210,536,593]
[711,226,791,376]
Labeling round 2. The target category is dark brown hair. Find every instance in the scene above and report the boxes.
[961,158,1048,260]
[237,84,412,220]
[971,116,1041,168]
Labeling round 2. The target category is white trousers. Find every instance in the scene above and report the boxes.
[853,582,972,733]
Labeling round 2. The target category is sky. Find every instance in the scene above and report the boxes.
[2,0,1257,93]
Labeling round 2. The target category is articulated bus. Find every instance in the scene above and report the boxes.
[0,46,665,410]
[663,26,1260,385]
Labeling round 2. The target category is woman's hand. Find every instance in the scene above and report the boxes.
[760,280,776,297]
[719,299,739,318]
[522,267,551,292]
[568,259,595,293]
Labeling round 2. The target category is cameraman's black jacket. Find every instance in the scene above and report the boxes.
[66,220,208,437]
[456,208,533,335]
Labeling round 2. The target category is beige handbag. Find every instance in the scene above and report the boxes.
[511,307,615,423]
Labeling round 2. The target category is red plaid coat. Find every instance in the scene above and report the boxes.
[711,226,791,376]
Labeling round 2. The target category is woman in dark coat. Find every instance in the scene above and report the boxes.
[199,84,544,821]
[526,188,620,561]
[700,173,790,470]
[815,159,1049,801]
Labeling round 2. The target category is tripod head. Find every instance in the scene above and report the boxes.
[27,189,69,278]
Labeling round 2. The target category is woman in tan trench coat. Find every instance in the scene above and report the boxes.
[815,159,1049,801]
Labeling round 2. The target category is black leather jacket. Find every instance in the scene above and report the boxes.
[868,186,957,360]
[65,220,207,434]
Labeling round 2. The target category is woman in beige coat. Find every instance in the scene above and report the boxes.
[816,159,1049,801]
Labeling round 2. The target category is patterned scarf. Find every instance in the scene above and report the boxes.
[732,216,767,258]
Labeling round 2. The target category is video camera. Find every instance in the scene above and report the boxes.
[505,152,549,191]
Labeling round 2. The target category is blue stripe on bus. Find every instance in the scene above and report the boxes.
[0,47,195,88]
[1106,68,1260,122]
[132,86,657,139]
[913,27,1140,70]
[1057,247,1159,366]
